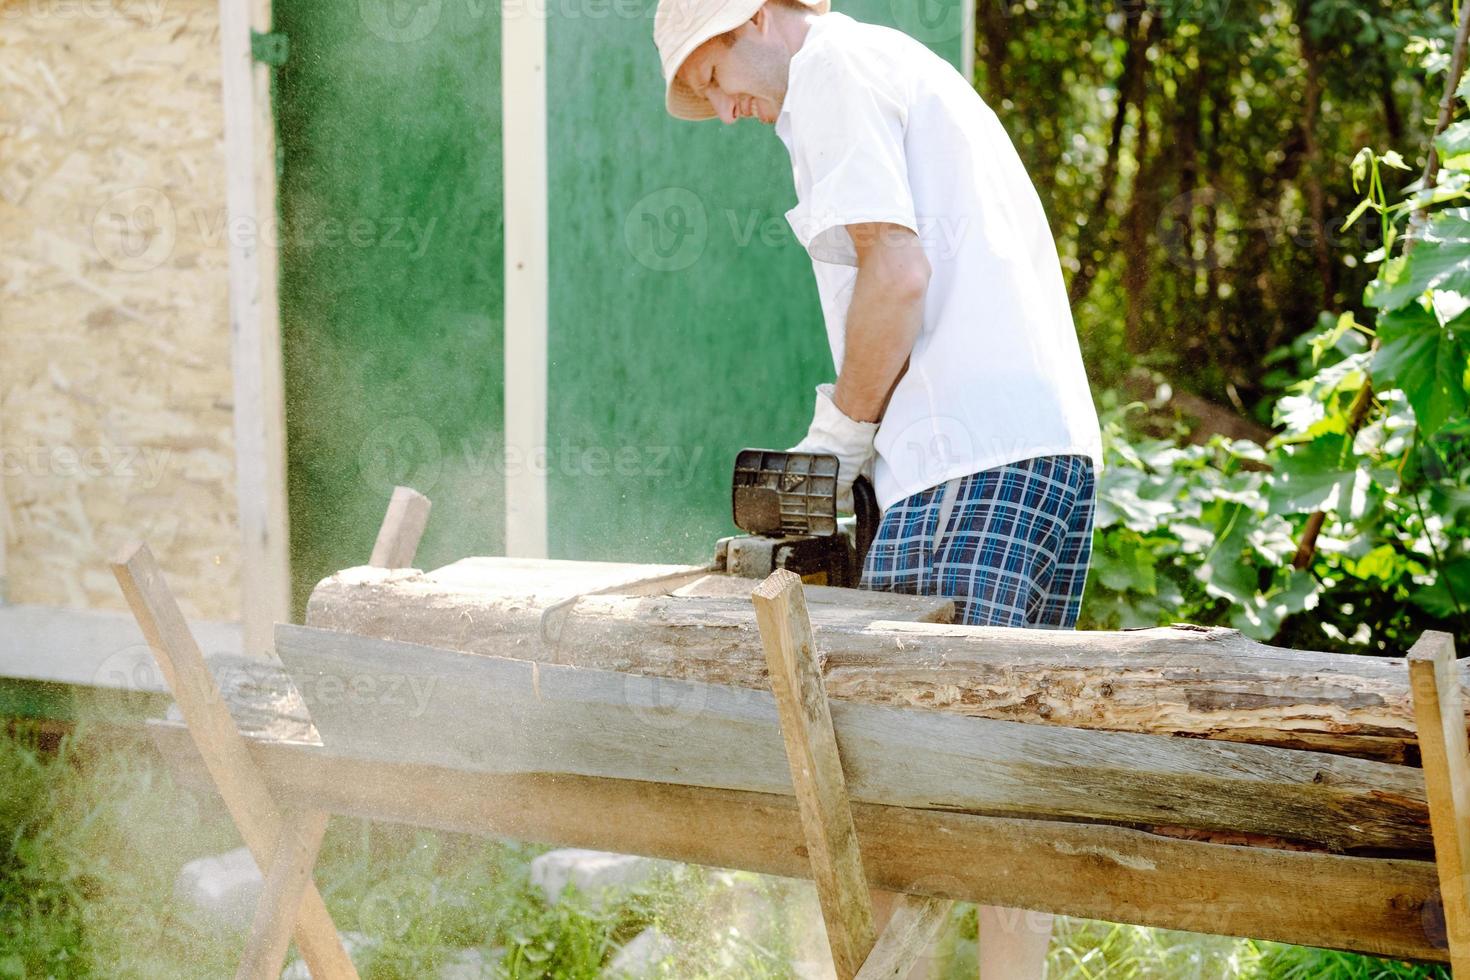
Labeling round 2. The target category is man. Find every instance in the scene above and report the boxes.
[654,1,1103,976]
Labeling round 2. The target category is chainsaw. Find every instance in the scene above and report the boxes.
[711,449,879,587]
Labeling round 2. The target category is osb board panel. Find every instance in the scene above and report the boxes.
[0,0,240,619]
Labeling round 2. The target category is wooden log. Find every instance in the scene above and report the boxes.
[272,624,1430,854]
[305,560,951,640]
[753,570,876,978]
[236,809,331,980]
[110,545,358,979]
[304,561,1446,763]
[1408,631,1470,972]
[146,721,1451,964]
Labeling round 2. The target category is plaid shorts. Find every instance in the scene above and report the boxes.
[860,454,1096,628]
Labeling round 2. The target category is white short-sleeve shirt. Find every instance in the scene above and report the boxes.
[774,12,1104,511]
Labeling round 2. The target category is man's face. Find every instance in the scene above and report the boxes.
[678,18,791,126]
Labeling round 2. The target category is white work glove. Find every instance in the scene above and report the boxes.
[788,383,878,513]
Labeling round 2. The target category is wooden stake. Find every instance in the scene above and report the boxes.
[753,569,876,979]
[110,543,358,979]
[1408,630,1470,973]
[236,809,331,980]
[369,486,431,569]
[856,895,955,980]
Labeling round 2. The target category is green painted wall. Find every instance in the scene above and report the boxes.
[545,0,968,563]
[274,2,504,613]
[272,0,966,593]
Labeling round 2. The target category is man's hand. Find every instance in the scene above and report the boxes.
[831,222,931,423]
[789,383,878,512]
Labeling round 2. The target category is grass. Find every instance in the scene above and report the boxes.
[0,718,1452,979]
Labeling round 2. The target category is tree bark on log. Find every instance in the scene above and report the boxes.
[305,563,1457,765]
[273,623,1431,854]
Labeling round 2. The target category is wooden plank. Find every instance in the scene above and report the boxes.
[218,0,290,656]
[110,544,357,978]
[0,603,241,691]
[1408,630,1470,972]
[857,895,955,980]
[502,0,549,558]
[753,570,876,978]
[304,563,1447,762]
[235,809,331,980]
[368,487,431,569]
[147,721,1450,963]
[272,624,1430,853]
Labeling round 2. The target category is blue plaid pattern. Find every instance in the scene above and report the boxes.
[860,455,1096,628]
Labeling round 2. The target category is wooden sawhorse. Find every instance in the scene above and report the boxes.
[114,486,1470,977]
[110,487,430,979]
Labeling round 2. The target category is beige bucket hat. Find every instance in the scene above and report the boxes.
[655,0,830,121]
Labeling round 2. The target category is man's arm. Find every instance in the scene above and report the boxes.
[831,222,931,424]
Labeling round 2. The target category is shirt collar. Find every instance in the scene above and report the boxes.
[777,11,846,123]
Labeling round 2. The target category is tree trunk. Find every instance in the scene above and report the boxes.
[305,562,1461,764]
[975,0,1009,100]
[1067,6,1151,308]
[1297,0,1335,309]
[270,622,1432,855]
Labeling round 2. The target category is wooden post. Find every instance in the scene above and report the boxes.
[219,0,291,658]
[235,809,331,980]
[110,543,358,978]
[753,569,877,979]
[369,486,431,569]
[501,0,549,559]
[1409,630,1470,974]
[856,895,954,980]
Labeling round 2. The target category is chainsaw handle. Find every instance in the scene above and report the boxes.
[851,475,879,578]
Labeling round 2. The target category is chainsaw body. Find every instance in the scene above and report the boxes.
[712,449,879,587]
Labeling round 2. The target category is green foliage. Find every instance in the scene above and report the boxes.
[1251,944,1449,978]
[983,0,1452,399]
[1046,919,1267,978]
[1082,57,1470,652]
[0,722,242,978]
[1080,399,1313,639]
[0,721,810,979]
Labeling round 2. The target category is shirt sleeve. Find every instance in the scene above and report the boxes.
[783,47,918,267]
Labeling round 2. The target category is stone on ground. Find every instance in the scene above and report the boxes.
[173,846,262,933]
[605,926,679,977]
[281,935,497,979]
[530,848,670,909]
